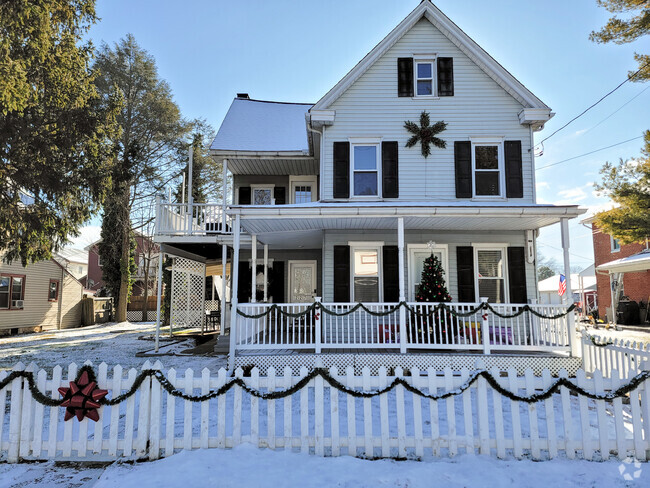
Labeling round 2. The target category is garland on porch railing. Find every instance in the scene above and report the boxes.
[236,301,577,321]
[2,361,649,423]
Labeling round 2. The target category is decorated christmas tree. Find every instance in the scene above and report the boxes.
[413,252,453,344]
[416,254,452,303]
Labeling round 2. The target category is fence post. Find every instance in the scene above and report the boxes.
[641,360,650,460]
[315,297,322,354]
[480,299,490,354]
[7,362,25,463]
[136,360,153,459]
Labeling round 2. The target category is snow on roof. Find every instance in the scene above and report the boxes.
[55,248,88,265]
[538,273,597,293]
[210,98,313,153]
[596,249,650,274]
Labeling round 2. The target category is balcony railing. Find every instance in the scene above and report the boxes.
[156,202,232,236]
[234,301,573,355]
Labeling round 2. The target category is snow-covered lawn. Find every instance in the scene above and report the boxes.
[0,322,226,373]
[1,444,647,487]
[584,324,650,346]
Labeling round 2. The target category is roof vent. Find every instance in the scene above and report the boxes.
[236,93,250,99]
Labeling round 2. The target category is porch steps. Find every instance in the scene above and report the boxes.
[213,333,230,354]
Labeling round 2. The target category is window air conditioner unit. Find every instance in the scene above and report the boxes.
[12,300,24,309]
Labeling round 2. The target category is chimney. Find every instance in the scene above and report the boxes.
[236,93,250,99]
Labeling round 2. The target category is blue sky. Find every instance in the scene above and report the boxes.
[73,0,649,271]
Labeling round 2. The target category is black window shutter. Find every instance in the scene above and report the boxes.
[507,247,527,304]
[454,141,472,198]
[382,246,399,302]
[239,186,251,205]
[456,246,475,302]
[437,57,454,96]
[505,140,523,198]
[333,245,350,302]
[274,187,286,204]
[269,261,285,303]
[382,141,399,198]
[397,57,414,97]
[333,142,350,198]
[237,261,251,303]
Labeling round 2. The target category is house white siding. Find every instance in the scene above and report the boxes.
[322,18,533,202]
[322,229,535,303]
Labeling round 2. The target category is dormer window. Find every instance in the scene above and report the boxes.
[415,60,434,96]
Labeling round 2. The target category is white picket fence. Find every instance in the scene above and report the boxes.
[582,331,650,377]
[1,360,650,464]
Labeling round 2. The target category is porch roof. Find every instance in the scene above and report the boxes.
[596,249,650,274]
[228,202,586,234]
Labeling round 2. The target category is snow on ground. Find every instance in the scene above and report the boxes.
[581,324,650,346]
[0,321,226,373]
[1,445,648,488]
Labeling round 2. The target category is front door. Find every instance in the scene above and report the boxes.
[289,261,317,303]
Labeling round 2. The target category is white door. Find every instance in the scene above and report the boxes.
[289,261,317,303]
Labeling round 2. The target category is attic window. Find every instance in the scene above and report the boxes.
[415,60,434,96]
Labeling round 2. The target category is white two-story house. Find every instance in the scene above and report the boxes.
[154,1,585,372]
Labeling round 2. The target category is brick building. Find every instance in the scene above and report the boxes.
[585,219,649,321]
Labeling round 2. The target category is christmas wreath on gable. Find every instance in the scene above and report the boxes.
[404,111,447,158]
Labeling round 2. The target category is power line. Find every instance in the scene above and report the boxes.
[536,241,593,262]
[535,136,643,171]
[538,62,650,146]
[582,85,650,136]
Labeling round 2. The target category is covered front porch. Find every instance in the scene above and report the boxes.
[224,203,585,370]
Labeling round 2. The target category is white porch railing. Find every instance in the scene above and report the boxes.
[156,202,232,236]
[235,302,572,354]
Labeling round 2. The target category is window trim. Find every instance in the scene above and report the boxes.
[48,279,60,302]
[413,54,437,98]
[0,274,26,310]
[349,139,382,199]
[349,243,383,302]
[472,244,509,303]
[289,175,318,204]
[610,236,621,253]
[470,138,505,199]
[407,243,449,302]
[250,184,276,206]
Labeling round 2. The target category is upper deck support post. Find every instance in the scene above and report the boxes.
[251,234,257,303]
[228,214,241,372]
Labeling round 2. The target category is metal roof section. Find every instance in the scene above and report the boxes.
[596,249,650,274]
[210,98,314,154]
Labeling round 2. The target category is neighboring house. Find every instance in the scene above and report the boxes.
[85,234,160,296]
[154,1,585,369]
[583,217,650,322]
[0,255,84,332]
[538,267,597,312]
[54,248,88,281]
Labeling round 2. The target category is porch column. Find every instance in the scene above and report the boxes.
[154,251,164,353]
[263,244,269,302]
[222,160,228,232]
[220,243,227,335]
[397,217,407,354]
[560,218,577,356]
[251,234,257,303]
[229,214,241,372]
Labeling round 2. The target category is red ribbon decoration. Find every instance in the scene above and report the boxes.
[58,370,108,422]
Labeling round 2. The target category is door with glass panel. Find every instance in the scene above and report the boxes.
[289,261,317,303]
[409,249,445,302]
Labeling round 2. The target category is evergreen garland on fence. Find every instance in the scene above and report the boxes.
[1,363,649,409]
[236,301,577,321]
[588,335,615,347]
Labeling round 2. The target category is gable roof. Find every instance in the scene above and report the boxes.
[210,98,313,154]
[311,0,550,112]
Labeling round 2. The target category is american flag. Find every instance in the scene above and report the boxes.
[558,274,567,296]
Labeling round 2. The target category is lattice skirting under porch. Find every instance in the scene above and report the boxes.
[234,353,582,376]
[126,310,159,322]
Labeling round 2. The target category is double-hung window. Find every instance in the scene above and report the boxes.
[472,140,504,197]
[351,143,380,197]
[351,244,382,302]
[610,236,621,253]
[475,247,507,303]
[48,280,59,301]
[0,275,25,309]
[415,59,435,96]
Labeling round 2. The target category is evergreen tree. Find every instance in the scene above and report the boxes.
[93,35,188,322]
[416,254,452,303]
[590,0,649,82]
[594,131,650,244]
[0,0,119,264]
